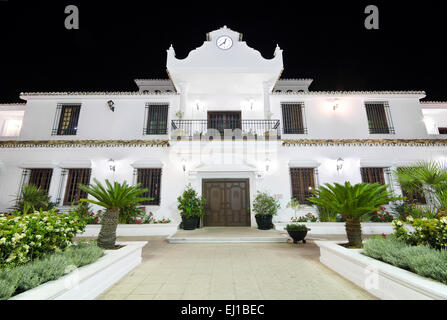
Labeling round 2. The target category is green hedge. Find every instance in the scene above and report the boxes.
[363,237,447,285]
[0,209,87,268]
[0,242,104,300]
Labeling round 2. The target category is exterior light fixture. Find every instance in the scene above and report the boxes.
[181,159,186,172]
[108,159,116,172]
[336,157,344,173]
[195,100,201,111]
[249,98,254,111]
[107,100,115,112]
[333,103,339,111]
[265,158,271,172]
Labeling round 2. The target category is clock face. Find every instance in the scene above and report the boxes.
[216,35,233,50]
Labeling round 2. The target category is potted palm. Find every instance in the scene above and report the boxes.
[285,224,310,243]
[253,191,280,230]
[308,182,398,248]
[79,179,152,249]
[177,184,206,230]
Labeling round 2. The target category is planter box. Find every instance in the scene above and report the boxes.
[9,241,147,300]
[275,222,393,235]
[316,241,447,300]
[78,223,178,237]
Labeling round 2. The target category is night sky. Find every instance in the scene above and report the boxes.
[0,1,446,102]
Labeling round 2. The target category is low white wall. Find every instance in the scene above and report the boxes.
[10,241,147,300]
[316,241,447,300]
[275,222,393,235]
[78,224,178,237]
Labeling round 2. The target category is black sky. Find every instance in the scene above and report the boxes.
[0,1,446,102]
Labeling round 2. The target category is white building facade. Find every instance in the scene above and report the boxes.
[1,26,447,226]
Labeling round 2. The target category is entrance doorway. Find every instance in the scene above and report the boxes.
[202,179,250,227]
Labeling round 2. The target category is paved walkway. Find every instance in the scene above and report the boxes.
[96,236,376,300]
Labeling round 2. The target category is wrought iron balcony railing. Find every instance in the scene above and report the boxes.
[171,119,281,140]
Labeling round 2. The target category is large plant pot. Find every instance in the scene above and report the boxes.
[255,215,273,230]
[287,230,308,243]
[182,216,199,230]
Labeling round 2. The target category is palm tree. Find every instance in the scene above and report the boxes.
[12,184,56,214]
[394,161,447,213]
[308,182,399,247]
[79,179,151,249]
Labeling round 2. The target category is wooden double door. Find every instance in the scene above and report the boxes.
[202,179,250,227]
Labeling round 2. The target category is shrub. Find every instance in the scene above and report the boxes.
[63,241,104,267]
[392,216,447,250]
[253,191,280,217]
[0,242,103,300]
[0,268,20,300]
[285,224,308,231]
[11,184,58,215]
[177,184,206,218]
[119,204,145,224]
[291,212,318,222]
[369,206,395,222]
[17,254,70,292]
[0,209,87,268]
[317,205,338,222]
[363,237,447,285]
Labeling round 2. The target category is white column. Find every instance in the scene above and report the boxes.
[178,82,189,115]
[263,81,273,119]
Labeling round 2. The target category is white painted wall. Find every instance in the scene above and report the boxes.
[1,141,447,224]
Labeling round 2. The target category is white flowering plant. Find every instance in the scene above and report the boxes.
[392,216,447,250]
[0,209,87,268]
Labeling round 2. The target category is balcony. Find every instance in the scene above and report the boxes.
[171,119,281,140]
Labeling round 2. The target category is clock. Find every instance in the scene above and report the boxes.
[216,35,233,50]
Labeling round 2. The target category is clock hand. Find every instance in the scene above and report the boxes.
[219,38,227,46]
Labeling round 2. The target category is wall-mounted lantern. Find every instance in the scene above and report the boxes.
[265,158,271,172]
[107,100,115,112]
[336,157,344,173]
[108,159,116,172]
[181,158,186,172]
[249,98,254,111]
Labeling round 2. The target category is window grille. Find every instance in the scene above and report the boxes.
[143,103,169,135]
[52,104,81,136]
[63,168,91,205]
[28,168,53,193]
[365,101,395,134]
[290,168,316,205]
[136,168,162,205]
[281,102,307,134]
[360,167,386,185]
[17,169,31,200]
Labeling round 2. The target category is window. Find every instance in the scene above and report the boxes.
[143,103,169,135]
[438,127,447,134]
[136,168,162,205]
[365,101,394,134]
[52,104,81,135]
[360,167,386,185]
[2,119,22,136]
[281,102,307,134]
[290,168,316,205]
[63,169,91,205]
[396,167,426,204]
[24,168,53,193]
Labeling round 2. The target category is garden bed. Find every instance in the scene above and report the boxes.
[316,241,447,300]
[78,223,178,237]
[9,241,147,300]
[275,222,394,235]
